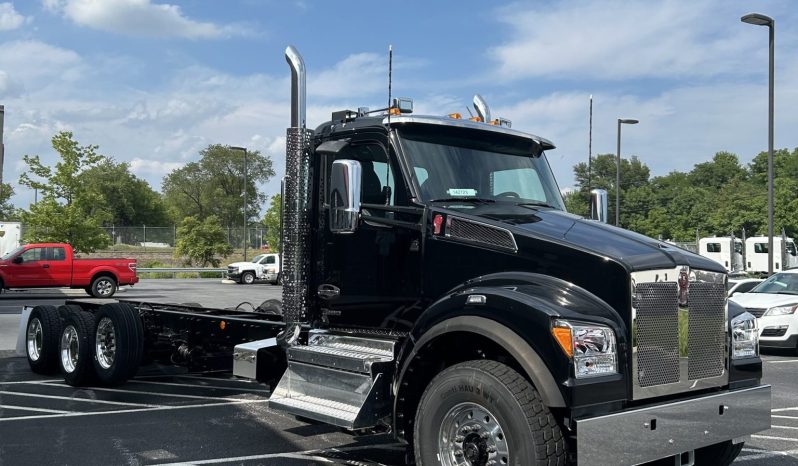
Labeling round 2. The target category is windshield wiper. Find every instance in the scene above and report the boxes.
[517,201,556,209]
[428,197,495,204]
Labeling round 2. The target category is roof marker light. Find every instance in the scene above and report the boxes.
[448,113,462,119]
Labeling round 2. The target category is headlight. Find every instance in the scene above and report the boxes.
[731,312,759,359]
[552,320,617,379]
[764,304,798,316]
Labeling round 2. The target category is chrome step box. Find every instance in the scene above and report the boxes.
[269,332,396,430]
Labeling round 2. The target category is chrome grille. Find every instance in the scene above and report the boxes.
[446,217,517,252]
[631,268,728,400]
[686,282,726,380]
[746,308,767,318]
[634,282,679,387]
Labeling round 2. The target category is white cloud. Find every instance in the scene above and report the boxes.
[490,1,755,80]
[0,3,28,30]
[128,157,183,176]
[45,0,231,39]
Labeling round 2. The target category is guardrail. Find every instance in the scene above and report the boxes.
[137,267,228,278]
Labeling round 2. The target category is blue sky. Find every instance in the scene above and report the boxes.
[1,0,797,214]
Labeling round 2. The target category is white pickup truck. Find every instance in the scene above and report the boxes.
[226,253,280,285]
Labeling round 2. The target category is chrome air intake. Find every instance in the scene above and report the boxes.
[631,267,728,400]
[282,46,312,329]
[473,94,491,123]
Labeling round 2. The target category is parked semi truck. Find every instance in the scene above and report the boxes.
[21,47,770,465]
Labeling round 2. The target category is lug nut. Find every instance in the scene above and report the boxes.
[481,432,490,439]
[455,450,463,457]
[487,446,497,453]
[455,435,464,442]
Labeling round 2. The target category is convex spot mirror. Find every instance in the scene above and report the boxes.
[329,159,362,234]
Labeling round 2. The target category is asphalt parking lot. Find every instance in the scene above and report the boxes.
[1,280,797,465]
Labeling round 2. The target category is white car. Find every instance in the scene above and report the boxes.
[730,270,798,350]
[727,278,764,297]
[226,253,281,285]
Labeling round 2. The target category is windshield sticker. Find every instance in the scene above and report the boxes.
[447,188,477,197]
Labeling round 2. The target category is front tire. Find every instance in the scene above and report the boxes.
[90,276,117,298]
[60,310,97,387]
[241,271,255,285]
[92,303,144,385]
[414,360,566,466]
[26,305,63,374]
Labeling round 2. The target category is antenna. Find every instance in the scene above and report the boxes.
[465,106,474,117]
[387,45,393,126]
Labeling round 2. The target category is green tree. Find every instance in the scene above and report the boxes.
[19,132,111,252]
[162,144,275,227]
[567,153,650,225]
[174,215,233,267]
[261,194,281,252]
[0,183,18,220]
[80,159,169,226]
[688,151,748,189]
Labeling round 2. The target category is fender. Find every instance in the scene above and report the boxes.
[394,271,628,418]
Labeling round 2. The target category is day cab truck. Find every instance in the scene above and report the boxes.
[21,47,770,465]
[2,242,137,298]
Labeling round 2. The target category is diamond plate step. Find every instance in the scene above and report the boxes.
[288,344,393,374]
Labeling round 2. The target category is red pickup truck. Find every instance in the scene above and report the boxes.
[0,243,138,298]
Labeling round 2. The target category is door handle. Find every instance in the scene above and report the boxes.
[317,284,340,300]
[42,264,50,268]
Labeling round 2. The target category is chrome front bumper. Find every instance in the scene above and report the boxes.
[576,384,771,465]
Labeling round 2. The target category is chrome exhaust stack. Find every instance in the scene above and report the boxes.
[280,45,313,345]
[473,94,491,123]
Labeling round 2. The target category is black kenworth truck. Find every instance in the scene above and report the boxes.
[22,46,770,465]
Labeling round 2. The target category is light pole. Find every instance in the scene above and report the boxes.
[742,12,775,275]
[616,118,638,226]
[231,146,248,261]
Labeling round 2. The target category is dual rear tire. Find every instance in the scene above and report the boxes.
[26,303,143,387]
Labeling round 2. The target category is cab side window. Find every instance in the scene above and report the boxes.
[20,247,44,262]
[328,143,398,207]
[49,247,66,261]
[266,256,276,264]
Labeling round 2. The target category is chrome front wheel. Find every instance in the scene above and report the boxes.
[438,402,509,466]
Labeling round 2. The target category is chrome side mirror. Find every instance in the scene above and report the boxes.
[329,159,362,234]
[590,189,608,223]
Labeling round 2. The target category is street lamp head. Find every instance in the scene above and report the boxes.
[741,13,773,27]
[618,118,639,125]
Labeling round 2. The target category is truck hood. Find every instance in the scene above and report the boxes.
[476,207,726,273]
[228,261,259,268]
[729,292,798,309]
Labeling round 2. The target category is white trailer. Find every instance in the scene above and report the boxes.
[745,235,798,273]
[698,236,743,273]
[0,221,20,256]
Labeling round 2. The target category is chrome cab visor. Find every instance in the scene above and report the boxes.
[631,267,728,400]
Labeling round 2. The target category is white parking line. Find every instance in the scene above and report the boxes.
[772,407,798,412]
[136,374,262,385]
[737,448,798,461]
[0,390,160,407]
[123,379,270,394]
[43,382,263,401]
[153,443,405,466]
[752,434,798,442]
[0,379,61,384]
[773,415,798,420]
[0,404,72,414]
[767,359,798,364]
[0,398,270,423]
[773,425,798,430]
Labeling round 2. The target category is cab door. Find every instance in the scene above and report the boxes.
[44,246,71,286]
[6,246,48,287]
[318,138,423,331]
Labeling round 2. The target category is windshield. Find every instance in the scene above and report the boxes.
[398,126,565,210]
[751,273,798,295]
[251,254,266,264]
[1,246,22,261]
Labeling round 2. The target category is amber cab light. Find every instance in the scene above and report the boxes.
[552,325,573,358]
